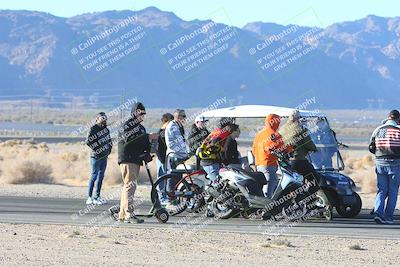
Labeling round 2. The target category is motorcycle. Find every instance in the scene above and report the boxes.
[208,151,332,221]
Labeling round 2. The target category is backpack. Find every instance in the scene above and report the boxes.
[198,128,230,160]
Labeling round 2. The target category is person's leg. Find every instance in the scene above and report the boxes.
[166,157,180,202]
[88,158,99,198]
[118,163,139,220]
[203,163,220,185]
[266,165,278,198]
[257,165,278,198]
[156,159,167,202]
[95,158,107,199]
[374,164,389,218]
[384,165,400,221]
[203,163,221,217]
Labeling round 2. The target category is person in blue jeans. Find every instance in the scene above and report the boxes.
[164,109,188,209]
[369,110,400,224]
[155,113,174,204]
[86,112,112,205]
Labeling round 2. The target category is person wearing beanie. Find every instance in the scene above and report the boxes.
[369,109,400,225]
[117,102,155,223]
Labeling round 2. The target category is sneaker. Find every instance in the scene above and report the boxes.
[374,215,387,225]
[86,197,93,205]
[206,204,214,218]
[93,198,103,205]
[96,197,108,205]
[125,214,144,224]
[165,200,179,211]
[385,219,395,225]
[160,199,169,206]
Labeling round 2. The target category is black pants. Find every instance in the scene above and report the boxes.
[290,160,321,191]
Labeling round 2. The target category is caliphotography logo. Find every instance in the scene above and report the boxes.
[0,0,399,267]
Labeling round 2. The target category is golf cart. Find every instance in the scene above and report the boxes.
[200,105,362,218]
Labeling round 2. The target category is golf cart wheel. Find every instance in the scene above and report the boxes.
[155,208,169,223]
[336,192,362,218]
[108,205,120,221]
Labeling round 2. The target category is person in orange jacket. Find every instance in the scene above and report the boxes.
[252,114,292,197]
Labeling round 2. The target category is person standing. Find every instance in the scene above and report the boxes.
[155,113,174,204]
[85,112,112,205]
[117,102,153,223]
[369,110,400,224]
[164,109,189,207]
[253,114,290,197]
[187,115,210,156]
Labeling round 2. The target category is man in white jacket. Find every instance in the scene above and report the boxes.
[164,109,189,207]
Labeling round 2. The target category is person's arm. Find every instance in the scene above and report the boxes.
[369,127,379,154]
[221,137,232,163]
[187,129,196,154]
[86,126,98,150]
[302,130,318,152]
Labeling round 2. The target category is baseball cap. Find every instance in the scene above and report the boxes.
[389,109,400,119]
[195,115,208,122]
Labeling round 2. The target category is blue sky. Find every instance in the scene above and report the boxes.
[1,0,399,27]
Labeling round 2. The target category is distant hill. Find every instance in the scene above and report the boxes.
[0,7,399,109]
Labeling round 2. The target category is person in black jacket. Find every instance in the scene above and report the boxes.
[221,124,241,167]
[85,112,112,205]
[187,115,210,156]
[155,113,174,204]
[369,110,400,224]
[117,102,155,223]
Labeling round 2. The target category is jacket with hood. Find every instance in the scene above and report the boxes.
[117,102,151,165]
[86,123,112,159]
[280,119,317,161]
[252,114,289,166]
[187,123,210,156]
[165,120,188,159]
[221,136,240,165]
[369,119,400,159]
[199,127,231,166]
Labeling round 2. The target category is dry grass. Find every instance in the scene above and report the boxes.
[0,139,378,194]
[342,152,377,193]
[0,140,155,186]
[262,239,294,248]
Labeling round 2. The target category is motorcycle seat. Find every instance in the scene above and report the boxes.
[230,167,267,185]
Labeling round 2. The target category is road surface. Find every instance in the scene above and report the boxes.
[0,196,399,240]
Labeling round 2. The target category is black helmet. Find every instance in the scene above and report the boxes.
[218,117,234,128]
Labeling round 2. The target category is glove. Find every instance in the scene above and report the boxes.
[143,153,153,163]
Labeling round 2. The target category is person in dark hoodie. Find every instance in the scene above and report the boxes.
[221,124,241,167]
[86,112,112,205]
[187,115,210,156]
[117,102,155,223]
[155,113,174,204]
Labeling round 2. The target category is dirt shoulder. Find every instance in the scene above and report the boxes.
[1,223,399,267]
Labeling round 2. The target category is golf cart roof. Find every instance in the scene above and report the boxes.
[200,105,324,119]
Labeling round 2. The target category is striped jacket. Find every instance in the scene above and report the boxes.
[369,120,400,159]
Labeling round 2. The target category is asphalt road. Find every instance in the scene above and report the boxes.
[0,196,399,240]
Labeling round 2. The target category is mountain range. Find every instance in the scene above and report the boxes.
[0,7,399,109]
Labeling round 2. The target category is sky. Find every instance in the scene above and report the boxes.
[0,0,399,27]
